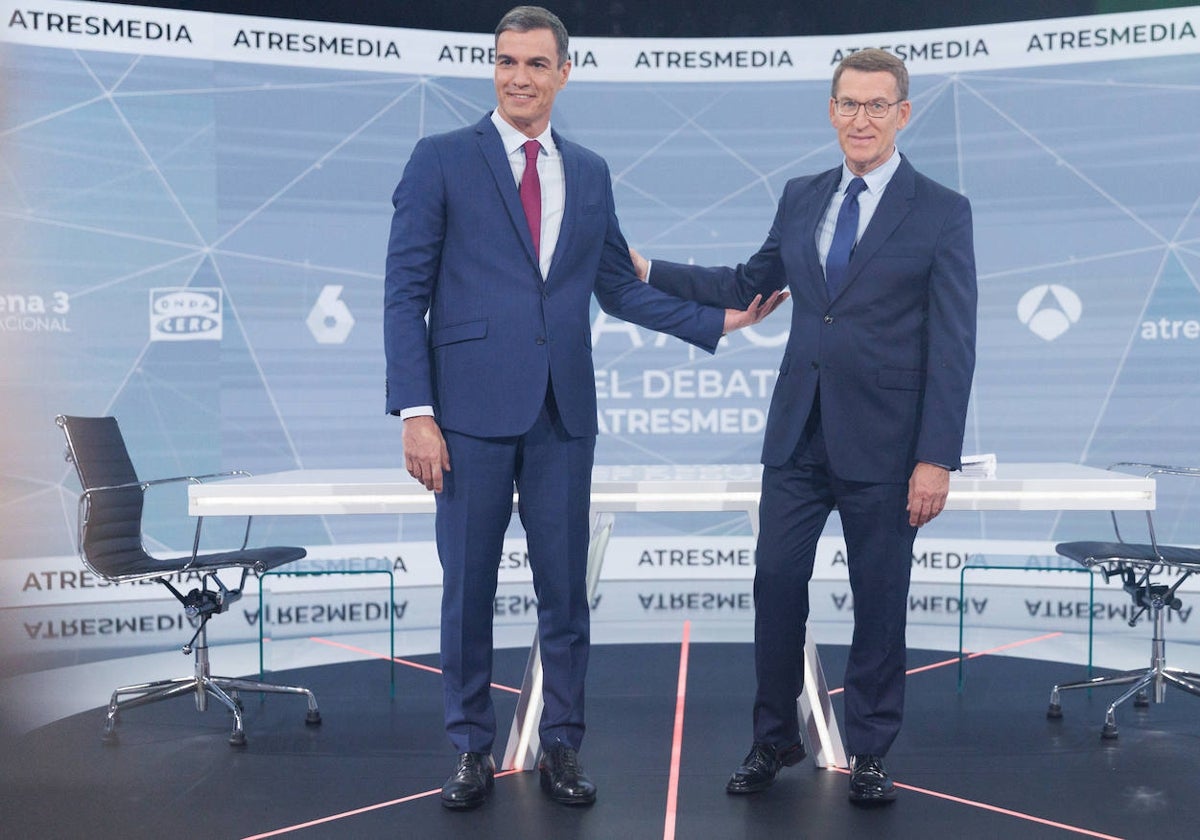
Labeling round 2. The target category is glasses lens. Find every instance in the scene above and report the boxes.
[866,101,889,117]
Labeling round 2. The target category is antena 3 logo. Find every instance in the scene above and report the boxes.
[1017,284,1081,342]
[149,288,223,341]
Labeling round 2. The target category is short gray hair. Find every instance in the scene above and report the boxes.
[831,48,909,101]
[495,6,570,68]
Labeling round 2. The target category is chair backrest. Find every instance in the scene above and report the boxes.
[56,415,153,579]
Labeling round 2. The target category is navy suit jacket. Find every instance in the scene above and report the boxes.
[651,156,977,483]
[385,115,725,438]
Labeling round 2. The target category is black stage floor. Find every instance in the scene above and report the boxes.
[3,642,1198,840]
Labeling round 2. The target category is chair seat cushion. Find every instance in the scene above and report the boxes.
[94,545,307,579]
[1056,540,1200,571]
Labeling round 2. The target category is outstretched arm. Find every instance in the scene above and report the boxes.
[723,290,789,333]
[629,246,789,334]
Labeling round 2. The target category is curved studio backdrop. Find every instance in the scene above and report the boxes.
[1,2,1198,658]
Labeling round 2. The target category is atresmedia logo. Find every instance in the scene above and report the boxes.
[149,288,222,341]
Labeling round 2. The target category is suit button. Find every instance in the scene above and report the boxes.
[536,337,546,345]
[823,315,834,324]
[811,361,819,370]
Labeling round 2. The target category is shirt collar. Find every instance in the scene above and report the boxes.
[841,146,901,195]
[490,110,556,157]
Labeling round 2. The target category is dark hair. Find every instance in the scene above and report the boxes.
[831,48,909,101]
[495,6,570,68]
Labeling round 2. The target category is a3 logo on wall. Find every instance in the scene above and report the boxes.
[1017,284,1082,341]
[149,288,223,341]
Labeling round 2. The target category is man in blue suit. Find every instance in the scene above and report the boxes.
[632,48,977,805]
[385,5,782,811]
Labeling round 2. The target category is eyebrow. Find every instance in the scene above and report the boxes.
[496,52,554,64]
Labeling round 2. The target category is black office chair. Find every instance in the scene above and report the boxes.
[56,415,321,746]
[1047,462,1200,739]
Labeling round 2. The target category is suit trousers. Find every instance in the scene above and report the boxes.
[752,406,917,757]
[436,387,596,754]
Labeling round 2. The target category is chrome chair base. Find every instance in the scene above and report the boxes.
[101,626,320,747]
[1047,599,1200,739]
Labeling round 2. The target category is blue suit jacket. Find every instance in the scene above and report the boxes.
[385,115,725,438]
[651,156,977,482]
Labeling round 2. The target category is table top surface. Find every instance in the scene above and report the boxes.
[188,462,1156,516]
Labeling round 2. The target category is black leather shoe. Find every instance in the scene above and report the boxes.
[848,754,896,805]
[441,752,495,810]
[725,740,806,794]
[538,742,597,806]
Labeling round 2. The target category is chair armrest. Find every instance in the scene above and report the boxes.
[1109,462,1200,479]
[141,469,251,489]
[1104,463,1198,552]
[82,471,257,561]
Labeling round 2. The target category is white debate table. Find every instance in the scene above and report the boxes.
[189,462,1155,770]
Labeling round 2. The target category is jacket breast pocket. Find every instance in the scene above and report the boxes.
[431,318,488,347]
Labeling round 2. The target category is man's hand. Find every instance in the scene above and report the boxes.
[907,462,949,527]
[628,246,650,281]
[723,290,790,333]
[402,415,451,492]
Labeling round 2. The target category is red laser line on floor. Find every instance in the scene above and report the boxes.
[827,631,1064,695]
[663,620,692,840]
[238,770,523,839]
[829,767,1124,840]
[307,636,520,693]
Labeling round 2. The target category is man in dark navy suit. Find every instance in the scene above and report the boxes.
[385,5,783,810]
[632,48,977,805]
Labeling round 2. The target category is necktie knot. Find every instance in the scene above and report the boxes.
[845,176,867,200]
[523,139,541,164]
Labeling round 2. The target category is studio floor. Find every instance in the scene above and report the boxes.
[3,630,1199,840]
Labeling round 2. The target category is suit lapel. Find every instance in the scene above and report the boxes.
[805,169,841,301]
[477,115,540,268]
[545,129,575,285]
[837,156,916,294]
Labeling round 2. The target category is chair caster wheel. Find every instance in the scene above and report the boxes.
[101,730,119,746]
[1046,703,1063,720]
[1133,691,1149,708]
[305,710,322,726]
[1101,723,1119,740]
[229,731,248,747]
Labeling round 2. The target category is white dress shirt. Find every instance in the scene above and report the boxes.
[817,146,902,270]
[490,109,565,278]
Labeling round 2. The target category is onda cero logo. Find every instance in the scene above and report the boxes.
[149,288,222,342]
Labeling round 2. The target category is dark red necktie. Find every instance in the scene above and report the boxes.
[519,139,542,258]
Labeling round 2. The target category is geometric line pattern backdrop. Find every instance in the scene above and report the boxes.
[2,43,1199,562]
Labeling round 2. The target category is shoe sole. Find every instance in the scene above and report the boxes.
[726,778,775,795]
[441,794,488,810]
[849,789,897,806]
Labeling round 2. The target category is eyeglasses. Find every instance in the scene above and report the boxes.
[834,98,903,119]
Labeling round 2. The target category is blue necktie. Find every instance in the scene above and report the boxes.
[825,177,867,298]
